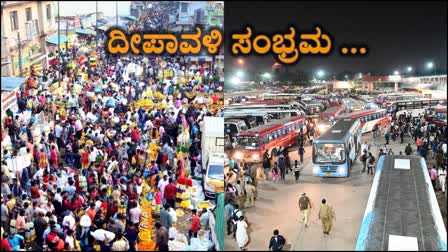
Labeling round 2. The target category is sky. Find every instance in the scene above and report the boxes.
[56,1,130,17]
[224,1,447,77]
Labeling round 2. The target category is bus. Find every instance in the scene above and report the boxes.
[375,93,424,106]
[425,105,447,127]
[227,104,294,110]
[315,106,345,134]
[225,109,305,120]
[240,99,291,106]
[225,119,249,138]
[336,109,388,134]
[298,98,325,115]
[312,118,362,177]
[232,116,308,162]
[225,112,269,126]
[261,93,299,101]
[387,99,447,114]
[355,155,446,251]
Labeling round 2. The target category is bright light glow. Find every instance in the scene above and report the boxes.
[358,73,363,78]
[345,75,349,79]
[263,72,271,79]
[236,71,244,78]
[317,70,325,78]
[393,70,400,75]
[312,165,320,174]
[317,124,328,133]
[338,166,346,174]
[252,154,260,159]
[426,62,434,69]
[407,66,412,72]
[238,59,244,65]
[231,77,240,84]
[234,152,243,159]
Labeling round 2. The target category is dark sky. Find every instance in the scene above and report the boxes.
[224,1,447,77]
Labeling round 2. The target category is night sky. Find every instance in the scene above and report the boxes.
[224,1,447,77]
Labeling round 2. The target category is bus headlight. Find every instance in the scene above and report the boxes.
[317,124,327,132]
[313,165,319,174]
[338,167,345,174]
[252,154,260,159]
[234,152,243,159]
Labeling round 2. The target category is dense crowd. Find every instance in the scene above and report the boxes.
[1,17,223,251]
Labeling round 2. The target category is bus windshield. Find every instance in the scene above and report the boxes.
[313,143,346,163]
[436,112,447,121]
[236,136,260,150]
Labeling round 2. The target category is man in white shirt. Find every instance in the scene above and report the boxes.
[56,171,67,189]
[361,141,370,153]
[54,188,63,204]
[158,175,169,205]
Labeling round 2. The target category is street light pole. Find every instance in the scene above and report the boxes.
[65,18,68,51]
[17,32,23,77]
[96,1,98,50]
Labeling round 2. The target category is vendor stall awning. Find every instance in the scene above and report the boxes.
[1,77,26,91]
[97,25,111,31]
[125,15,138,21]
[76,29,96,35]
[46,35,69,45]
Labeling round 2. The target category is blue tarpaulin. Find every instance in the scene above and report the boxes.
[75,29,95,35]
[1,77,26,91]
[46,35,69,45]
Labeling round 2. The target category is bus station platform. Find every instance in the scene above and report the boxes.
[355,155,447,251]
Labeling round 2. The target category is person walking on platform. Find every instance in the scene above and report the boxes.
[318,199,335,235]
[430,166,437,190]
[367,152,375,175]
[263,150,272,181]
[298,145,305,164]
[268,229,286,251]
[298,193,312,228]
[438,167,446,193]
[292,160,301,183]
[404,143,413,155]
[360,150,368,173]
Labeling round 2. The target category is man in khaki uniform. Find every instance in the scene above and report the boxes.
[318,199,335,235]
[244,183,256,208]
[298,193,312,227]
[235,180,246,209]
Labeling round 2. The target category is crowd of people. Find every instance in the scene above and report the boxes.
[1,12,223,251]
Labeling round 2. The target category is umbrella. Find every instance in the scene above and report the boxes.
[90,229,115,242]
[80,214,92,227]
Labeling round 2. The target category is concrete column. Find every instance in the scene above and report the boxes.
[394,82,398,92]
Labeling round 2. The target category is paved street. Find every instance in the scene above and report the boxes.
[224,132,446,251]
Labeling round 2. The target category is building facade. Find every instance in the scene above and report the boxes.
[1,1,56,77]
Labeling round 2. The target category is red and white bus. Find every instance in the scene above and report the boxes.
[232,116,307,162]
[315,105,345,134]
[336,109,388,134]
[426,105,447,127]
[240,99,290,105]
